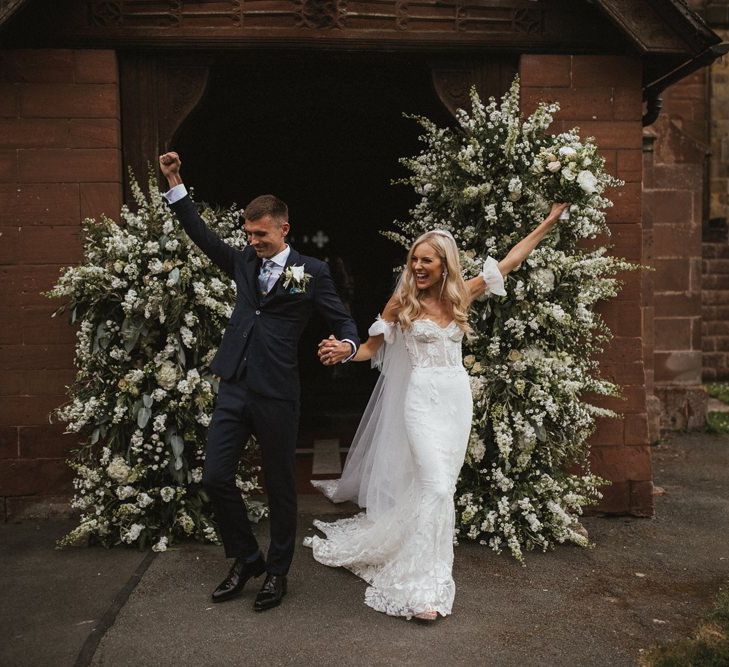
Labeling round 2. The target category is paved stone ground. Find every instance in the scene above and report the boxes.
[2,431,728,667]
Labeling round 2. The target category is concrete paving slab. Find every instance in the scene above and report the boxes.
[88,432,729,667]
[0,520,149,667]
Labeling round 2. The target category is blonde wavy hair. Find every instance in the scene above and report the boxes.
[393,230,472,333]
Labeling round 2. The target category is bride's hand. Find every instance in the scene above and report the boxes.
[547,202,570,222]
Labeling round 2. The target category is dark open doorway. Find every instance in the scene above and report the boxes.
[173,50,454,445]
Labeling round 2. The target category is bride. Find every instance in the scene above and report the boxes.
[306,203,568,621]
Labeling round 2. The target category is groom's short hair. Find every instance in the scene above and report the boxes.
[244,194,288,226]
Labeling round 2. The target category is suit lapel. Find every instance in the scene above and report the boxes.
[244,247,261,306]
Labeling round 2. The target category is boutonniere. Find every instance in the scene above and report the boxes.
[282,264,312,294]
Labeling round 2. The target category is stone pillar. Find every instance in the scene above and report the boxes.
[703,24,729,381]
[643,114,708,430]
[0,49,122,519]
[520,55,652,516]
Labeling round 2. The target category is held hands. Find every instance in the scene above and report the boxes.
[318,335,352,366]
[159,151,183,187]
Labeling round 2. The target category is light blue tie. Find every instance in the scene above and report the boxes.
[258,259,274,295]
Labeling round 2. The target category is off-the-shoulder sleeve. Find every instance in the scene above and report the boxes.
[368,314,396,344]
[480,256,506,297]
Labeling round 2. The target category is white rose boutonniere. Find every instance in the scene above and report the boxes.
[282,264,312,294]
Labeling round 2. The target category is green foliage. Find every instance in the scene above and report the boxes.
[44,173,264,550]
[393,77,643,562]
[641,584,729,666]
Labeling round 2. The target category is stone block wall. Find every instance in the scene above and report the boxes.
[703,25,729,381]
[643,115,708,429]
[703,241,729,380]
[520,55,652,516]
[0,49,122,520]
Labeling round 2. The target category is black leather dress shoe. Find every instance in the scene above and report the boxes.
[253,573,287,611]
[211,554,266,603]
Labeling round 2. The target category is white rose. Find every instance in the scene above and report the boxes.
[463,354,476,368]
[160,486,175,503]
[291,265,305,281]
[155,361,179,390]
[106,457,131,483]
[546,161,561,173]
[558,146,577,158]
[562,168,576,181]
[577,170,598,194]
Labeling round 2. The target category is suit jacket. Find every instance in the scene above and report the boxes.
[169,194,360,401]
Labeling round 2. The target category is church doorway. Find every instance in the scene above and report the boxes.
[173,50,454,450]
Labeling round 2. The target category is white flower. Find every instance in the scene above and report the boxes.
[577,170,598,194]
[152,536,168,552]
[106,457,131,483]
[122,523,144,544]
[116,485,136,500]
[546,161,561,173]
[463,185,480,200]
[558,146,576,158]
[282,265,311,292]
[155,361,179,390]
[160,486,175,503]
[137,493,153,508]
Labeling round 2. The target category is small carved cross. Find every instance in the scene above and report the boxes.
[311,230,330,248]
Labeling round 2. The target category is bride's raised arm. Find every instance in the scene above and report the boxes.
[465,202,568,301]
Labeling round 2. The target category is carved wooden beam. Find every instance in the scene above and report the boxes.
[119,53,210,202]
[0,0,29,26]
[595,0,720,55]
[430,56,517,117]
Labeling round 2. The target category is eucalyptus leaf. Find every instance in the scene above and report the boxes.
[137,407,151,429]
[170,434,185,459]
[142,393,153,409]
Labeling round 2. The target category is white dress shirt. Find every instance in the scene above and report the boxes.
[162,183,357,363]
[260,245,290,293]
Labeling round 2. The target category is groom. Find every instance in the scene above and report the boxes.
[159,152,360,611]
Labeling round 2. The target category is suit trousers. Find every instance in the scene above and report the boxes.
[202,375,299,575]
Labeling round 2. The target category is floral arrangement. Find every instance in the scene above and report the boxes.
[282,264,312,293]
[391,77,641,563]
[44,174,265,550]
[532,138,605,218]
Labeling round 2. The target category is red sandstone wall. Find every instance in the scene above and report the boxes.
[703,241,729,380]
[643,115,708,428]
[0,49,122,519]
[520,55,652,516]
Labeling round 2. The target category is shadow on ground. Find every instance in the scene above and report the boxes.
[2,431,727,667]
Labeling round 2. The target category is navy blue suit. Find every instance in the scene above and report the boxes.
[169,194,360,574]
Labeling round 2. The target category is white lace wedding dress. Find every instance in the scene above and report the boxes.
[304,258,506,619]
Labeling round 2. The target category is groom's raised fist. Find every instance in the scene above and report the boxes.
[159,151,182,187]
